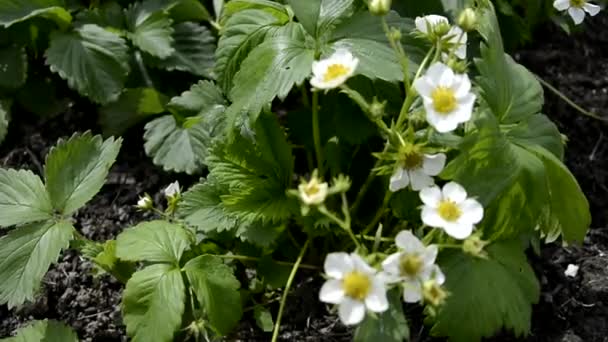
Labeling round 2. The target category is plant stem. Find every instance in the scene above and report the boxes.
[362,190,392,236]
[381,17,410,93]
[318,205,360,249]
[134,50,153,88]
[396,47,435,129]
[535,75,606,122]
[216,254,318,270]
[311,91,325,175]
[271,238,311,342]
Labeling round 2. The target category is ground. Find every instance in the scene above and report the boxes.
[1,12,607,342]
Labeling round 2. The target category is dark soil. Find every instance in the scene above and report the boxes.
[1,12,608,342]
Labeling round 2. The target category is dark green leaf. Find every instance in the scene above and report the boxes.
[99,87,168,136]
[254,305,273,332]
[0,45,27,89]
[0,220,74,308]
[116,220,192,265]
[184,255,242,335]
[0,168,52,227]
[236,221,284,248]
[91,240,135,283]
[44,133,122,215]
[45,24,130,104]
[354,289,409,342]
[122,264,185,342]
[2,319,78,342]
[286,0,354,39]
[431,241,539,342]
[16,78,70,118]
[169,0,211,22]
[505,114,563,160]
[219,0,287,21]
[126,1,175,58]
[74,1,125,29]
[0,0,71,29]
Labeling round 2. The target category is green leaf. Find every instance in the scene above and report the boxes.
[215,7,290,94]
[99,87,168,137]
[44,133,122,215]
[0,168,53,227]
[16,78,70,118]
[45,24,130,104]
[253,305,273,332]
[286,0,354,39]
[116,220,192,265]
[2,320,78,342]
[504,114,563,160]
[126,1,174,58]
[122,264,185,342]
[167,80,226,115]
[431,241,539,342]
[219,0,287,21]
[393,0,444,17]
[0,45,27,89]
[169,0,211,22]
[0,0,72,29]
[0,220,74,308]
[236,221,284,248]
[227,23,314,122]
[354,289,409,342]
[0,99,8,145]
[184,255,242,335]
[91,240,135,283]
[74,2,125,29]
[148,22,215,77]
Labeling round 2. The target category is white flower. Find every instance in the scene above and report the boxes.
[319,252,389,325]
[419,182,483,240]
[381,230,440,303]
[310,49,359,89]
[136,195,153,210]
[554,0,601,25]
[415,15,468,59]
[390,153,446,192]
[413,62,476,133]
[164,181,181,197]
[298,177,328,206]
[564,264,580,278]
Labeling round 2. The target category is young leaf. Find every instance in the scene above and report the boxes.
[126,1,174,58]
[0,0,72,29]
[0,168,53,227]
[286,0,354,39]
[178,178,239,233]
[115,220,192,265]
[354,289,409,342]
[253,305,273,332]
[99,87,168,137]
[2,319,78,342]
[184,255,242,335]
[0,99,8,145]
[0,220,74,308]
[45,24,130,104]
[122,264,185,342]
[147,22,215,77]
[431,241,540,342]
[0,45,27,89]
[90,240,135,283]
[44,133,122,216]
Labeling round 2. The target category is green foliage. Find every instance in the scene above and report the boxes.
[184,255,242,335]
[431,241,540,342]
[0,168,53,227]
[45,24,130,104]
[126,1,175,58]
[0,99,8,144]
[253,305,274,332]
[178,178,239,233]
[287,0,354,39]
[0,220,74,308]
[1,319,78,342]
[0,0,72,29]
[90,240,135,283]
[99,87,168,136]
[354,289,409,342]
[0,45,27,89]
[44,133,122,215]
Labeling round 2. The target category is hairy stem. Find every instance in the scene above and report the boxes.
[535,75,606,121]
[312,91,325,175]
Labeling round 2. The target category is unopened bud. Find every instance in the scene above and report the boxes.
[368,0,391,16]
[446,58,468,74]
[433,21,451,37]
[369,98,386,119]
[462,234,489,258]
[457,8,477,32]
[422,280,448,306]
[136,194,153,210]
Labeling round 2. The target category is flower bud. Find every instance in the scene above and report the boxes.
[368,0,391,16]
[422,280,448,306]
[462,234,489,258]
[298,171,328,206]
[457,8,477,32]
[164,181,181,198]
[369,98,387,119]
[136,194,153,210]
[433,21,451,37]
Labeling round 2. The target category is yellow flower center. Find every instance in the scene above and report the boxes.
[437,200,461,222]
[399,254,423,277]
[342,271,371,301]
[570,0,586,7]
[402,152,424,170]
[305,181,321,196]
[431,86,457,114]
[324,64,350,82]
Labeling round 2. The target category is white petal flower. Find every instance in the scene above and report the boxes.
[389,153,446,192]
[420,182,484,239]
[164,181,181,197]
[413,62,476,133]
[298,177,329,206]
[320,252,389,325]
[136,195,152,210]
[416,15,467,59]
[564,264,580,278]
[553,0,601,25]
[415,15,449,34]
[446,26,468,59]
[310,49,359,89]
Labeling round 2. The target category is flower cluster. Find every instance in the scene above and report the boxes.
[554,0,601,25]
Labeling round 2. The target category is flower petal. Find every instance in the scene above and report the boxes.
[389,167,409,192]
[324,252,354,279]
[422,153,446,176]
[381,253,402,279]
[319,279,345,304]
[452,74,472,98]
[351,253,376,275]
[426,110,459,133]
[442,221,474,240]
[568,6,586,24]
[422,245,439,266]
[433,265,446,285]
[583,3,601,16]
[365,279,389,312]
[339,298,366,325]
[413,77,434,98]
[459,198,484,224]
[415,15,449,33]
[425,62,450,83]
[410,169,435,191]
[419,185,442,207]
[421,206,447,228]
[553,0,570,11]
[442,182,467,203]
[402,281,423,303]
[453,93,476,123]
[395,230,425,252]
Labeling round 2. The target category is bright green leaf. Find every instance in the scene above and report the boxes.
[431,241,539,342]
[254,305,273,332]
[0,0,72,29]
[2,319,78,342]
[0,45,27,89]
[167,80,226,115]
[354,289,409,342]
[115,220,192,265]
[184,255,242,335]
[0,220,74,308]
[286,0,353,39]
[0,168,52,227]
[91,240,135,283]
[45,24,130,104]
[44,133,122,215]
[219,0,287,21]
[126,1,174,58]
[122,264,185,342]
[99,87,168,137]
